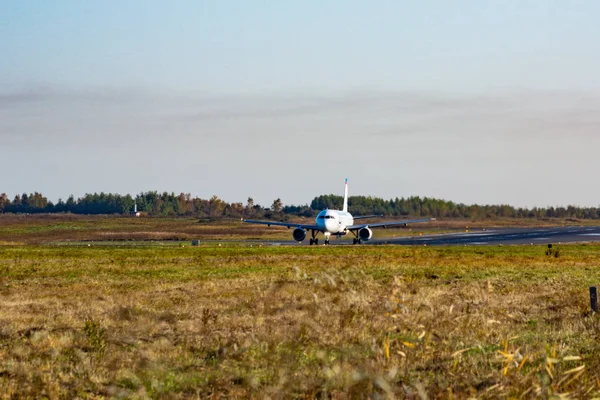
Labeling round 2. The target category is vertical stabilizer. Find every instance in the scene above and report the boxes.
[343,178,349,213]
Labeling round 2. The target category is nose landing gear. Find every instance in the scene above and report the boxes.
[309,230,331,245]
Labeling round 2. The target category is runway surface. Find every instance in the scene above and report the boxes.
[372,226,600,246]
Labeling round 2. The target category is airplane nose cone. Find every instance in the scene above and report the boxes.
[325,220,337,231]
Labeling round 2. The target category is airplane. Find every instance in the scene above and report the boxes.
[243,179,435,245]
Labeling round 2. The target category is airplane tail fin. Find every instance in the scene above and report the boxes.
[343,178,349,213]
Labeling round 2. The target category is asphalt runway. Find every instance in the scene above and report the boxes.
[372,226,600,246]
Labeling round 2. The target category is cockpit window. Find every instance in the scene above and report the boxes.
[319,215,336,219]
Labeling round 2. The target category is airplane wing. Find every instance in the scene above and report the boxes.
[346,217,435,230]
[352,214,383,220]
[243,219,321,231]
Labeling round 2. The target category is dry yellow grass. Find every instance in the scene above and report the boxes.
[1,244,600,398]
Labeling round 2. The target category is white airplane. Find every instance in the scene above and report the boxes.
[244,179,435,245]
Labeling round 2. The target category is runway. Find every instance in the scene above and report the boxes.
[372,226,600,246]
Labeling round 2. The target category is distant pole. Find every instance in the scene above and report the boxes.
[591,287,598,313]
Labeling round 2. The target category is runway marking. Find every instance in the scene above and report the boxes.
[445,231,496,237]
[385,226,600,246]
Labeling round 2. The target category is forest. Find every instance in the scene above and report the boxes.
[1,191,600,220]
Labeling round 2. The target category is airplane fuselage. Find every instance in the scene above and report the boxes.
[315,209,354,234]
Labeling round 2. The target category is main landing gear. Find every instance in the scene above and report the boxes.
[309,230,319,245]
[351,230,363,244]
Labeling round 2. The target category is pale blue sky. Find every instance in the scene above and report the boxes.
[2,1,600,207]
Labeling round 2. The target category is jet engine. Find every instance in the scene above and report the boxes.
[292,228,307,242]
[358,227,373,241]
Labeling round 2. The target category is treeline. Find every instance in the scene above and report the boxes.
[1,191,600,220]
[0,192,298,219]
[311,195,600,219]
[0,192,261,218]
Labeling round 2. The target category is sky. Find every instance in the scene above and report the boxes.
[2,1,600,208]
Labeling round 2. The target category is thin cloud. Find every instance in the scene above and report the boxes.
[2,86,600,206]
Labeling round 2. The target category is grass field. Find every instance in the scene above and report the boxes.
[2,239,600,398]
